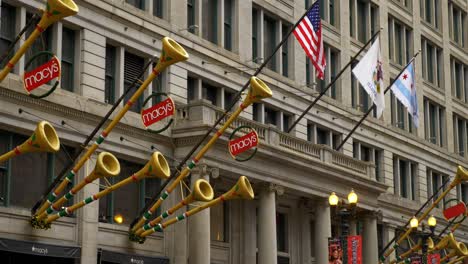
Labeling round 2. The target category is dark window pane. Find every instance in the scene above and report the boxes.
[105,46,116,104]
[224,0,232,51]
[124,52,145,112]
[61,28,75,92]
[113,160,141,225]
[0,3,16,69]
[153,0,164,18]
[202,0,218,44]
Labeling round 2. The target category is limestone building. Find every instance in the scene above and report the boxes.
[0,0,467,264]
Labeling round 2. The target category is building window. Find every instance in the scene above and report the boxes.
[427,169,448,208]
[449,3,466,48]
[318,0,338,27]
[390,89,415,134]
[202,82,218,106]
[105,45,116,104]
[423,98,445,147]
[353,141,383,182]
[350,0,378,43]
[453,114,467,158]
[25,13,52,71]
[388,17,413,66]
[264,14,277,71]
[421,38,443,89]
[393,0,412,9]
[420,0,440,30]
[210,198,229,242]
[187,0,196,33]
[187,76,197,103]
[153,0,164,18]
[458,183,468,204]
[124,52,145,112]
[0,3,16,70]
[126,0,144,9]
[252,9,259,62]
[393,156,418,200]
[99,159,160,225]
[0,130,75,209]
[264,106,278,127]
[307,123,342,149]
[317,45,339,99]
[451,57,467,102]
[224,0,233,51]
[61,28,76,92]
[281,24,290,78]
[202,0,219,44]
[276,212,289,263]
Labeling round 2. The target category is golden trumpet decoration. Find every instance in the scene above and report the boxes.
[131,77,272,234]
[37,151,121,221]
[0,121,60,163]
[390,237,434,264]
[33,37,188,222]
[45,152,170,223]
[140,176,254,238]
[381,166,468,262]
[0,0,79,82]
[446,256,468,264]
[134,178,214,236]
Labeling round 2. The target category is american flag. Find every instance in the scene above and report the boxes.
[293,2,326,80]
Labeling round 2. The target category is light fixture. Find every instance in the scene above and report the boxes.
[329,192,339,206]
[114,214,124,224]
[348,189,358,205]
[410,216,419,229]
[428,215,436,233]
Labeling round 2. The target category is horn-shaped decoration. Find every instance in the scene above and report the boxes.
[44,152,170,225]
[382,166,468,261]
[130,77,272,233]
[33,37,188,220]
[446,256,468,264]
[139,176,254,239]
[0,0,79,82]
[441,243,468,263]
[0,121,60,163]
[135,179,214,236]
[431,233,460,252]
[36,152,120,221]
[242,77,274,107]
[390,237,434,264]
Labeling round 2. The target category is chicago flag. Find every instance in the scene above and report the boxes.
[390,61,419,127]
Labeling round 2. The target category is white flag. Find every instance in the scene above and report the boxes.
[352,37,385,118]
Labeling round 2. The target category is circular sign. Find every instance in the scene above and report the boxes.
[22,51,61,99]
[140,92,175,134]
[228,126,259,162]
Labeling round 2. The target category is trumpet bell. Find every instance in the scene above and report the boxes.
[427,237,434,250]
[191,179,214,202]
[21,121,60,153]
[134,152,171,180]
[227,176,254,200]
[38,0,79,28]
[453,166,468,186]
[243,77,273,106]
[91,152,120,181]
[154,37,189,73]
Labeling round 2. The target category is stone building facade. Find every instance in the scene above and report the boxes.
[0,0,467,264]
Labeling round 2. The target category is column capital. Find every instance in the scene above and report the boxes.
[259,183,284,196]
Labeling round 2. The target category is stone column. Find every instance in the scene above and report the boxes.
[188,164,210,264]
[300,201,312,264]
[242,200,257,264]
[314,199,331,264]
[258,184,277,264]
[363,214,379,264]
[349,218,357,236]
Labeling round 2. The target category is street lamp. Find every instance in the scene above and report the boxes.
[428,215,436,233]
[114,214,124,224]
[410,216,419,229]
[328,190,359,237]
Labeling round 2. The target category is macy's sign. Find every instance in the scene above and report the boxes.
[228,131,258,156]
[23,57,61,92]
[141,98,175,127]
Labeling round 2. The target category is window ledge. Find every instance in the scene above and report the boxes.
[422,80,445,96]
[452,97,468,107]
[389,0,413,16]
[322,21,340,36]
[449,40,468,55]
[420,20,443,38]
[389,61,405,71]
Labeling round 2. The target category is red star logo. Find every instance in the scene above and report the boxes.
[402,74,408,80]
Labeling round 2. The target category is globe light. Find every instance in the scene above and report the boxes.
[410,216,419,229]
[329,192,339,206]
[348,189,358,205]
[114,214,124,224]
[428,215,437,228]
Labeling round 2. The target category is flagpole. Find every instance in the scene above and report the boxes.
[287,29,382,133]
[130,1,319,228]
[334,50,421,152]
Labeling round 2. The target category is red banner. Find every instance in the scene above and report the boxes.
[346,236,362,264]
[23,57,60,92]
[443,202,466,220]
[427,253,441,264]
[228,131,258,156]
[141,98,174,127]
